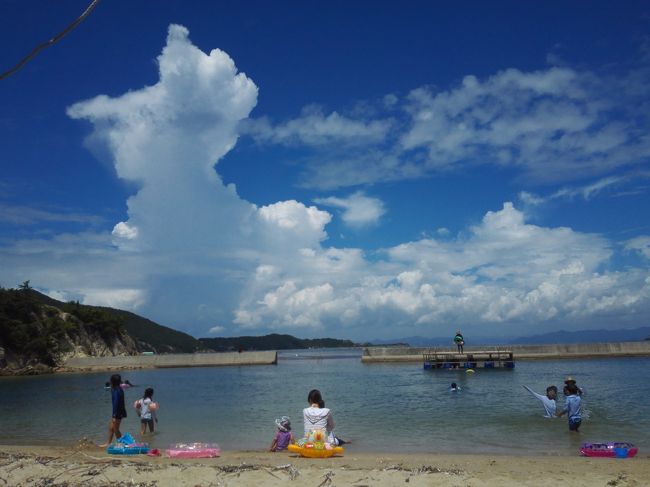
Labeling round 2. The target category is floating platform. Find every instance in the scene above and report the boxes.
[423,349,515,369]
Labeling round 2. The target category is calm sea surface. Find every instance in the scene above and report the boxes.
[1,349,648,455]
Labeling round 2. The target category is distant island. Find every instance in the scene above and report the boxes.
[199,334,355,351]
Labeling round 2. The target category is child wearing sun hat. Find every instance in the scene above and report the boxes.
[269,416,294,451]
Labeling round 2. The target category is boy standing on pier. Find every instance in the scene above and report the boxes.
[454,331,465,353]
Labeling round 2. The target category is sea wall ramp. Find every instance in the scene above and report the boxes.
[62,351,278,370]
[362,341,650,363]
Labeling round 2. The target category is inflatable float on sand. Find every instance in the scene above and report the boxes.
[107,433,149,455]
[287,430,344,458]
[580,442,638,458]
[166,443,220,458]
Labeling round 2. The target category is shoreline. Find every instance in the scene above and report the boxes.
[1,444,648,487]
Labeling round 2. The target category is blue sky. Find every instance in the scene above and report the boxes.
[1,1,649,340]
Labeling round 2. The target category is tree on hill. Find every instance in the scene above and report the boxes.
[199,333,356,351]
[61,301,125,344]
[0,285,131,371]
[22,287,202,353]
[0,287,72,367]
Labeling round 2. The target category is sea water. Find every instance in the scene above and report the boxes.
[1,350,648,455]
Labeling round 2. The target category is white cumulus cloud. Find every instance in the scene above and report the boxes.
[208,325,225,335]
[246,104,391,146]
[314,191,386,227]
[625,236,650,259]
[232,202,650,335]
[271,64,650,190]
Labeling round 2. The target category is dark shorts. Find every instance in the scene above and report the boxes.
[113,408,127,420]
[569,419,581,431]
[141,418,154,430]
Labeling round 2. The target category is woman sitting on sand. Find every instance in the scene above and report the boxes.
[302,389,347,446]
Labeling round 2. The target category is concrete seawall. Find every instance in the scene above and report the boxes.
[62,351,278,371]
[362,341,650,363]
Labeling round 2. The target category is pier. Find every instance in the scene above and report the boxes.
[61,351,278,371]
[423,349,514,369]
[362,341,650,363]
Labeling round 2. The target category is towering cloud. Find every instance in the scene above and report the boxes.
[62,25,334,332]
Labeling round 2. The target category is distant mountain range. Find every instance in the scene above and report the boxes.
[199,334,355,351]
[370,327,650,347]
[508,327,650,344]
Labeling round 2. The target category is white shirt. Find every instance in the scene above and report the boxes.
[303,406,336,444]
[523,386,556,418]
[137,397,155,420]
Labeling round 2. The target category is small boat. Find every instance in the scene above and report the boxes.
[580,442,638,458]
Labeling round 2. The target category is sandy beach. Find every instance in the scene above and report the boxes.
[1,443,647,487]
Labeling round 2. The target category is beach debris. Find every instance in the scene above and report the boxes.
[75,437,97,451]
[350,475,372,486]
[214,462,301,481]
[383,463,463,477]
[30,478,58,486]
[317,470,335,487]
[217,462,264,476]
[607,473,628,486]
[274,463,300,480]
[134,464,156,474]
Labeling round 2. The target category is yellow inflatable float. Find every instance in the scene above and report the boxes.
[287,429,344,458]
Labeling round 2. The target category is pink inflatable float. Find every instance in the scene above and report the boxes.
[166,442,220,458]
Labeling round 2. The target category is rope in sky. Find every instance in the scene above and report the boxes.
[0,0,102,81]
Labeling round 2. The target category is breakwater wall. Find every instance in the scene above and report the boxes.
[362,341,650,363]
[62,351,278,371]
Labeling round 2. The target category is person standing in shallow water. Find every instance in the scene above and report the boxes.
[99,374,127,447]
[564,376,585,396]
[557,383,582,432]
[523,385,557,418]
[454,331,465,353]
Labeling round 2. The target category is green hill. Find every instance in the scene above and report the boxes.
[0,285,136,372]
[93,307,201,353]
[25,288,202,353]
[199,333,355,351]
